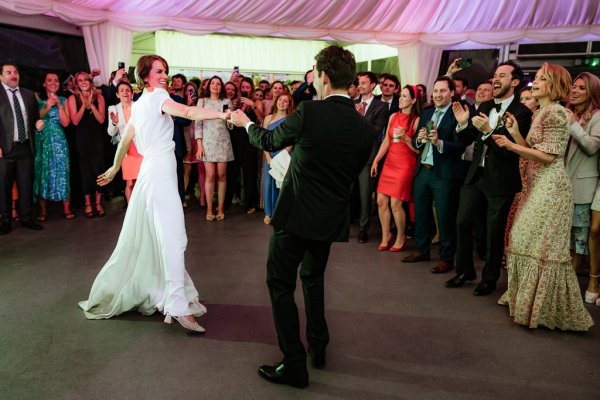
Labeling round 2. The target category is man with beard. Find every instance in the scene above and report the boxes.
[446,61,532,296]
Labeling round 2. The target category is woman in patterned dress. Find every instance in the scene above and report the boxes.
[493,63,593,331]
[195,76,233,221]
[34,72,73,220]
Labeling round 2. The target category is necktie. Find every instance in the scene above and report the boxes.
[493,102,502,112]
[421,110,444,163]
[360,101,367,116]
[10,89,26,142]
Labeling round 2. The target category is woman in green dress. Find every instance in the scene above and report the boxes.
[34,72,73,220]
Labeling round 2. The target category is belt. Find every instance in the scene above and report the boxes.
[13,140,29,145]
[422,164,433,170]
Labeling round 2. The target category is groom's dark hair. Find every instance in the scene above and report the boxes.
[314,45,356,90]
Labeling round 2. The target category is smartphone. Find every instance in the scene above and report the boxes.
[222,104,229,112]
[241,91,249,98]
[456,58,472,69]
[118,61,125,70]
[233,66,239,74]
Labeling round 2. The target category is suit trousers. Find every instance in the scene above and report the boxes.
[413,168,460,262]
[266,228,331,368]
[357,163,373,231]
[455,175,514,282]
[0,142,34,223]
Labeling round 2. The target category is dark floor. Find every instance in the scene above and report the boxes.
[1,198,599,400]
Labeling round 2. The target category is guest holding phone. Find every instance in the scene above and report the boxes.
[34,72,73,220]
[195,76,233,221]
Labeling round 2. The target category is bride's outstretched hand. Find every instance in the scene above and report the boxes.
[504,112,520,138]
[97,166,117,186]
[230,109,250,127]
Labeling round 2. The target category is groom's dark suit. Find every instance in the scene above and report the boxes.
[0,84,39,228]
[247,95,374,374]
[454,98,532,283]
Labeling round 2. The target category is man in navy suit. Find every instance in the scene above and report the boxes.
[375,74,400,113]
[402,76,464,273]
[0,62,44,234]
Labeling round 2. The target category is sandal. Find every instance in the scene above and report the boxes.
[36,214,47,222]
[263,216,271,224]
[205,214,216,221]
[246,208,256,214]
[64,211,75,220]
[85,205,94,218]
[96,204,105,217]
[216,213,225,221]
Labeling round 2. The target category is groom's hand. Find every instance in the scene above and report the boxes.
[231,109,250,127]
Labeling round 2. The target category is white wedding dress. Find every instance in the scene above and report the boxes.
[79,88,206,319]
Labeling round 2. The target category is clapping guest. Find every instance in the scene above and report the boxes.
[34,72,73,220]
[262,93,294,224]
[182,82,206,208]
[565,72,600,303]
[195,76,233,221]
[67,71,106,218]
[107,82,140,204]
[371,85,421,251]
[494,63,593,330]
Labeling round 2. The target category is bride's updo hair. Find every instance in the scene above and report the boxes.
[136,55,169,88]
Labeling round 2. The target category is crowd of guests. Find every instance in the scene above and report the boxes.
[1,56,598,331]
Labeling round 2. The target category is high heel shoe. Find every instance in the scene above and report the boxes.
[585,291,599,304]
[390,238,407,252]
[378,233,393,251]
[95,204,105,217]
[164,314,205,334]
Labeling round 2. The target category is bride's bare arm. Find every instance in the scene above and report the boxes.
[161,99,228,121]
[97,122,136,186]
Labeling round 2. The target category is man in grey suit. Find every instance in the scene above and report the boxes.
[355,71,389,243]
[231,45,374,389]
[0,62,44,234]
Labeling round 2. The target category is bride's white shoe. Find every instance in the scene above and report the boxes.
[164,314,205,334]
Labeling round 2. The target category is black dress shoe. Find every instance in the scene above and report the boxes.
[445,273,477,288]
[258,362,309,389]
[473,280,496,296]
[358,229,368,243]
[0,222,10,235]
[308,347,326,369]
[21,219,43,230]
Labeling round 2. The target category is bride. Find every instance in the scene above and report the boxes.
[79,55,229,333]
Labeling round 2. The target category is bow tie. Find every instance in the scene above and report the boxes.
[493,102,502,112]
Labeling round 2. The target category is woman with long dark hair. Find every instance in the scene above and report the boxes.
[371,85,421,251]
[34,72,73,220]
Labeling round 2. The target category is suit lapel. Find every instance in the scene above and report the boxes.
[0,87,15,138]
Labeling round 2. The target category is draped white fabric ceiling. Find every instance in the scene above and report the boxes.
[2,0,600,89]
[2,0,600,46]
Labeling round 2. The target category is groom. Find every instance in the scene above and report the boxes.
[231,45,375,389]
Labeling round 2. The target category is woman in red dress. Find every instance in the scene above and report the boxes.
[371,85,421,251]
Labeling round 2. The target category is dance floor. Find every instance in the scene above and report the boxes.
[1,199,599,400]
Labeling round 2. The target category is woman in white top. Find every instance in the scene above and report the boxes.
[107,82,141,204]
[79,55,229,334]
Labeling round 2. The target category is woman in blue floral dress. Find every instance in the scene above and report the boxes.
[34,72,73,220]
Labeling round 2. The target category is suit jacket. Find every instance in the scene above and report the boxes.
[375,94,399,114]
[248,96,375,242]
[412,105,464,180]
[0,86,39,155]
[566,112,600,204]
[360,97,389,164]
[458,98,532,195]
[170,94,191,158]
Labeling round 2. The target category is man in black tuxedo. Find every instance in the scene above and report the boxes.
[446,61,532,296]
[402,76,464,273]
[375,74,400,113]
[355,71,389,243]
[0,62,44,234]
[231,45,374,389]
